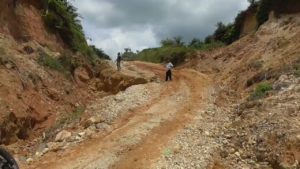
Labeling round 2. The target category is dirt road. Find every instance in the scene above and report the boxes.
[24,61,212,169]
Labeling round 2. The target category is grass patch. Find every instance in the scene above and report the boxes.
[250,82,273,100]
[72,106,86,120]
[58,54,80,76]
[38,51,80,79]
[163,148,173,157]
[38,51,64,72]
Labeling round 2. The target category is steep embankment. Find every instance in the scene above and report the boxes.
[0,0,65,51]
[0,1,149,147]
[180,13,300,168]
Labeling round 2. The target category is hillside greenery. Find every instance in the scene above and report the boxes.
[90,45,111,60]
[205,0,300,45]
[256,0,300,26]
[41,0,112,63]
[38,50,80,78]
[205,1,258,45]
[250,82,273,100]
[123,38,224,66]
[42,0,91,55]
[38,0,113,76]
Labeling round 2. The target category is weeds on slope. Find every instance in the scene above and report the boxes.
[38,51,80,79]
[250,82,273,100]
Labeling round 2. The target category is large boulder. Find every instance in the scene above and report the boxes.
[55,130,71,142]
[83,116,104,128]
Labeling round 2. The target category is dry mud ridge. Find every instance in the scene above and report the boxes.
[20,61,224,169]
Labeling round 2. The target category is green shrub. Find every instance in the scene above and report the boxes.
[205,2,258,45]
[42,0,91,58]
[72,106,86,120]
[256,0,300,27]
[58,54,80,76]
[161,37,185,47]
[90,45,111,60]
[163,148,173,157]
[38,52,64,72]
[250,82,273,100]
[189,38,204,48]
[133,40,224,65]
[256,0,277,26]
[136,48,163,63]
[164,51,187,66]
[135,47,193,65]
[42,11,62,31]
[38,52,80,79]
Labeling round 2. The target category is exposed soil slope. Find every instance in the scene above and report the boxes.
[180,13,300,168]
[0,34,151,146]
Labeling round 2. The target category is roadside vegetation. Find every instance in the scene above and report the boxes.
[122,37,224,66]
[41,0,110,63]
[206,0,300,45]
[38,51,81,79]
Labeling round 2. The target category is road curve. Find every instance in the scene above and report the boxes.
[24,61,211,169]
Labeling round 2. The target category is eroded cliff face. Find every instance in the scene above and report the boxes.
[240,2,300,37]
[0,0,64,51]
[0,0,152,145]
[240,10,258,37]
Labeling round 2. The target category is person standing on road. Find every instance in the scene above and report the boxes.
[165,61,174,81]
[116,52,122,71]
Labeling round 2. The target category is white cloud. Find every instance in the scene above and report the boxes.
[91,26,157,58]
[71,0,249,59]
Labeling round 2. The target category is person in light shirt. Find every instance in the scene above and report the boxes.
[165,61,174,81]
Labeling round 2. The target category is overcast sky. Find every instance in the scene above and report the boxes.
[71,0,249,59]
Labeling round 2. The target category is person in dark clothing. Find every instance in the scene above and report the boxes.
[165,62,174,81]
[13,0,17,7]
[116,52,122,71]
